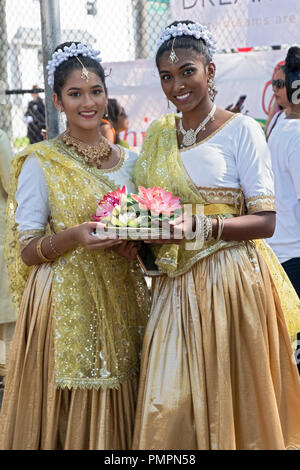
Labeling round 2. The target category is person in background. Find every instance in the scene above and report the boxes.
[0,130,16,386]
[23,85,46,144]
[101,98,130,148]
[267,47,300,372]
[225,94,247,113]
[264,65,291,140]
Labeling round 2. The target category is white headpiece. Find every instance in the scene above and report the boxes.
[46,42,102,88]
[157,22,217,60]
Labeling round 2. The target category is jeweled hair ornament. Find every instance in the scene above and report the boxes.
[168,38,179,64]
[157,22,217,60]
[76,56,90,82]
[46,42,102,87]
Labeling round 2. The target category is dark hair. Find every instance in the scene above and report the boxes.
[155,20,212,68]
[284,46,300,102]
[53,42,107,98]
[107,98,119,126]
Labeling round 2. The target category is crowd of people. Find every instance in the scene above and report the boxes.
[0,20,299,450]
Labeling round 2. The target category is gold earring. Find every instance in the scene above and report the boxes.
[208,78,215,101]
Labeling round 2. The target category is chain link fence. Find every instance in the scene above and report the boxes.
[0,0,173,148]
[0,0,289,149]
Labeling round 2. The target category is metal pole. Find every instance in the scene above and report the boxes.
[135,0,147,59]
[39,0,61,139]
[0,0,13,137]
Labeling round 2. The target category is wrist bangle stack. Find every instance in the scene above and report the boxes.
[36,235,53,263]
[194,215,214,242]
[205,216,213,241]
[49,234,61,256]
[215,216,225,242]
[194,214,205,242]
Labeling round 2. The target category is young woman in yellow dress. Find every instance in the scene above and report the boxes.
[132,21,300,450]
[0,42,150,450]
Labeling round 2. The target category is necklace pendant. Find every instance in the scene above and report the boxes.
[202,127,206,132]
[182,129,196,147]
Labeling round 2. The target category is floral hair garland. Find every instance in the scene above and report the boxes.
[156,22,217,58]
[46,42,102,87]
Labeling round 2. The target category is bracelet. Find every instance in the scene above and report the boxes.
[194,215,214,242]
[194,214,205,242]
[36,235,53,263]
[215,216,225,242]
[205,216,213,241]
[49,234,61,256]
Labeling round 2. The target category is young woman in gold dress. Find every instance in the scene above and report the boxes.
[132,21,300,450]
[0,42,150,450]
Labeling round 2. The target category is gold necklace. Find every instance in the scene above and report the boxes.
[62,128,112,169]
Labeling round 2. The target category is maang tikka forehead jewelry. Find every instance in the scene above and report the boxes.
[168,38,179,64]
[76,56,90,82]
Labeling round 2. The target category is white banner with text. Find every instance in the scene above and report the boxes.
[170,0,299,49]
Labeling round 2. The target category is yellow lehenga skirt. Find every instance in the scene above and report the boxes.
[0,264,139,450]
[132,243,300,450]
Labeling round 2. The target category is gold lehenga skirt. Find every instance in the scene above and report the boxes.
[132,243,300,450]
[0,264,138,450]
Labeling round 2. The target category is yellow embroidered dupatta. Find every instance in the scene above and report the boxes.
[5,139,150,389]
[133,113,300,343]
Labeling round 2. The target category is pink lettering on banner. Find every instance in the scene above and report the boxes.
[262,60,285,115]
[123,130,137,147]
[123,116,149,148]
[123,130,147,148]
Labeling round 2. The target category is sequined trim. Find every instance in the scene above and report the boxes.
[197,186,244,209]
[55,365,139,390]
[179,113,240,152]
[101,145,126,173]
[245,194,276,213]
[18,229,45,251]
[159,239,246,277]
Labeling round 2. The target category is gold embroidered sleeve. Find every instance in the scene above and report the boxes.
[18,229,45,251]
[245,194,276,214]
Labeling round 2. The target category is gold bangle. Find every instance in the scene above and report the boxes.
[205,216,213,241]
[49,234,61,256]
[36,235,53,263]
[215,216,225,242]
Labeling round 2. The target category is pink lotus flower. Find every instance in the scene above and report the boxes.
[132,186,182,216]
[92,186,127,221]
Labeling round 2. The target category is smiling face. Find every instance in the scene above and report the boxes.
[272,68,289,109]
[158,48,215,114]
[53,68,107,138]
